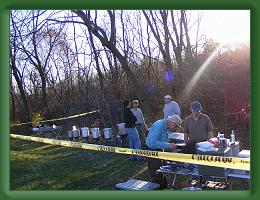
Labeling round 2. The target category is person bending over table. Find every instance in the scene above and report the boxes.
[146,115,182,189]
[182,101,214,154]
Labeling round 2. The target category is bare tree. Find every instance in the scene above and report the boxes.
[13,10,65,108]
[10,12,30,121]
[87,28,112,126]
[142,10,196,99]
[71,10,155,121]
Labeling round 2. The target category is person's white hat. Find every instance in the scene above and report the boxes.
[166,115,182,127]
[133,100,139,103]
[164,95,172,99]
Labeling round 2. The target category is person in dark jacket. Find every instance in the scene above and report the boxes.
[123,99,143,161]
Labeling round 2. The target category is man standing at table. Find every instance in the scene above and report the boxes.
[146,115,182,188]
[131,99,148,148]
[182,101,214,154]
[163,95,181,118]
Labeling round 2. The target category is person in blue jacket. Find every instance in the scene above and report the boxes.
[146,115,182,188]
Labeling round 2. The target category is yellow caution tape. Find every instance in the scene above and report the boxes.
[10,109,100,127]
[10,134,250,171]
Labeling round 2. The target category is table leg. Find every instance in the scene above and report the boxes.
[228,177,233,190]
[54,129,62,139]
[171,173,177,188]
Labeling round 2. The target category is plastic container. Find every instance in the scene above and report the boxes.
[219,138,223,149]
[220,138,227,149]
[117,123,126,135]
[226,139,230,146]
[92,128,100,139]
[68,131,73,139]
[81,127,89,138]
[231,130,236,143]
[72,129,80,138]
[103,128,112,140]
[217,135,220,148]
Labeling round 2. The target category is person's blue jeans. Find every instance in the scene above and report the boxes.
[125,127,143,160]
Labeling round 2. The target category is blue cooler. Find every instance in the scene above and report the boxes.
[116,179,160,190]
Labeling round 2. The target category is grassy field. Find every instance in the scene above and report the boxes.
[10,136,151,190]
[10,133,249,190]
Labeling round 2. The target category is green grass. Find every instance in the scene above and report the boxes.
[10,137,150,190]
[10,135,249,190]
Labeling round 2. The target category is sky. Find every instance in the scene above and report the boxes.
[199,10,250,45]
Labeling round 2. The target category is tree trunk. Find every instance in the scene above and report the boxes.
[10,64,30,122]
[72,10,155,122]
[88,30,113,127]
[10,82,16,122]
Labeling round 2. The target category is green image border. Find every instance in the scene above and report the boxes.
[1,0,259,199]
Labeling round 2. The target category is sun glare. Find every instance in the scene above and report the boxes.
[181,44,222,99]
[202,10,250,45]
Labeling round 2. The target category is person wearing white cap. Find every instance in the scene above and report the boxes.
[146,114,182,188]
[123,99,144,161]
[163,94,181,118]
[131,99,148,147]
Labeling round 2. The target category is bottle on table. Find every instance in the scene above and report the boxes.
[217,132,220,148]
[230,129,236,144]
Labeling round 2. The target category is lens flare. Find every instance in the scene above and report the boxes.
[181,44,222,98]
[164,70,175,81]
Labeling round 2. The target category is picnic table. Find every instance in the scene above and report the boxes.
[32,125,63,139]
[156,162,234,188]
[156,148,250,190]
[156,162,200,188]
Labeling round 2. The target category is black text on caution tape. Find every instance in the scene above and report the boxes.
[192,154,233,163]
[97,145,116,153]
[131,149,159,157]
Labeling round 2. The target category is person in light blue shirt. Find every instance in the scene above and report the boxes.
[163,95,181,118]
[131,99,148,147]
[146,115,182,188]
